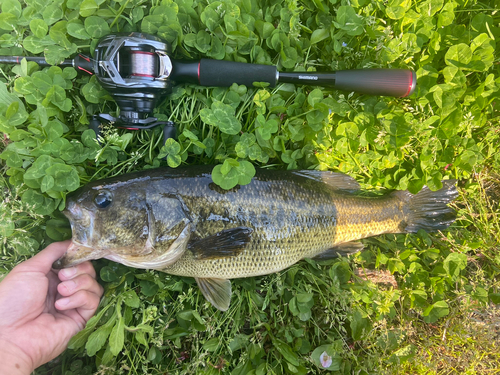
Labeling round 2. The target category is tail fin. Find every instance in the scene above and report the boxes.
[395,180,458,233]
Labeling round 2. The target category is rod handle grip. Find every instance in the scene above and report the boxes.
[334,69,416,97]
[198,58,278,87]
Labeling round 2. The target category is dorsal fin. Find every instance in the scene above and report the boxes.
[189,227,253,259]
[292,170,360,191]
[195,278,232,311]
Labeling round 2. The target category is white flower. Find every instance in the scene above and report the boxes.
[319,351,332,368]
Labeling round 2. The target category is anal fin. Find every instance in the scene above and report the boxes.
[313,242,364,260]
[195,277,232,311]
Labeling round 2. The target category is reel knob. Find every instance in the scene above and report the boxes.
[89,115,103,144]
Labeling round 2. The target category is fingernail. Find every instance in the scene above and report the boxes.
[56,298,70,307]
[60,267,77,278]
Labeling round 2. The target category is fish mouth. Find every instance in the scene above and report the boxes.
[52,241,104,269]
[57,200,96,270]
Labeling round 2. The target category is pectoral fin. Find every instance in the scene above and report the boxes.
[195,277,232,311]
[313,242,364,260]
[189,227,253,259]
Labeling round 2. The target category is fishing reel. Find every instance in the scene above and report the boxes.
[86,33,176,143]
[1,32,417,143]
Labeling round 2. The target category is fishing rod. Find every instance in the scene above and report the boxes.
[0,32,416,141]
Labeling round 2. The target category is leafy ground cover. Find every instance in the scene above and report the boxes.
[1,0,499,373]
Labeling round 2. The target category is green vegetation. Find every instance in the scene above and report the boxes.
[1,0,499,373]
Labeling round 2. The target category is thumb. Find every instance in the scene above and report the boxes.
[16,241,72,274]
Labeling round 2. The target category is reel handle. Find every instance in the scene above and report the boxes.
[89,114,176,147]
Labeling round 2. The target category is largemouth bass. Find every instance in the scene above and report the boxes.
[53,166,458,311]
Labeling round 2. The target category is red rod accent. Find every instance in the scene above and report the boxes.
[80,54,90,62]
[403,72,414,97]
[197,61,201,83]
[132,51,155,55]
[78,66,93,75]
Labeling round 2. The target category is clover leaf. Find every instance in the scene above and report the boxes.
[211,159,256,190]
[200,100,242,135]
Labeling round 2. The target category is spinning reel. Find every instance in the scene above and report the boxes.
[1,32,416,142]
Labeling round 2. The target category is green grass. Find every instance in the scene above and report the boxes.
[1,0,500,373]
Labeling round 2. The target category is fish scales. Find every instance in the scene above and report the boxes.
[162,190,405,279]
[161,173,340,279]
[53,166,458,311]
[333,195,406,243]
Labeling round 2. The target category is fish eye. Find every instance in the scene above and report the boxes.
[94,190,113,209]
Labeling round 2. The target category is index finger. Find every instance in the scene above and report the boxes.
[16,240,72,274]
[58,261,97,281]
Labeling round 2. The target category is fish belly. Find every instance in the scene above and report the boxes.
[162,231,335,279]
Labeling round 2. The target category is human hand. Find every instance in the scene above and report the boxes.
[0,240,104,374]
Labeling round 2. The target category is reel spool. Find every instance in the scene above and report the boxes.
[92,33,174,129]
